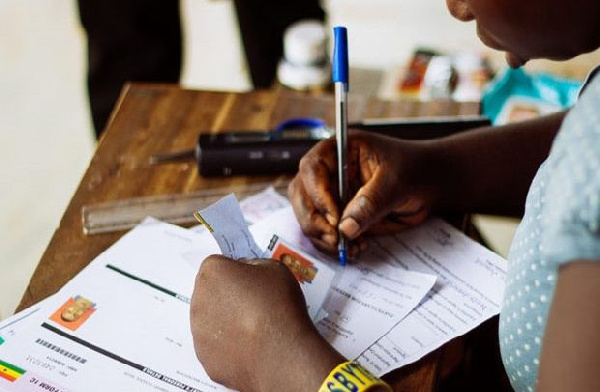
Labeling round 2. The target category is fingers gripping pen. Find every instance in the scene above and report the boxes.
[333,26,349,266]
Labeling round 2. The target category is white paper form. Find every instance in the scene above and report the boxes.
[0,265,229,392]
[249,207,506,375]
[238,186,290,225]
[250,207,318,255]
[98,217,214,298]
[358,224,507,375]
[191,198,436,355]
[0,299,51,350]
[251,208,438,360]
[316,261,436,359]
[0,222,231,392]
[0,218,208,353]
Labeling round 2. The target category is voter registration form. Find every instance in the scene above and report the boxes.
[0,221,225,392]
[0,188,506,390]
[250,207,507,375]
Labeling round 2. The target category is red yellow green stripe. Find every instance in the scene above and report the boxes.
[0,359,25,382]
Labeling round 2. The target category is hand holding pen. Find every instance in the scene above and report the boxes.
[288,28,435,261]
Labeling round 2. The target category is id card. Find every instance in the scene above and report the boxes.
[267,235,337,321]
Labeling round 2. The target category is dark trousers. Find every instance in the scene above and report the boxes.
[78,0,324,138]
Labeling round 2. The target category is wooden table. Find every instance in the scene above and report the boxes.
[17,83,480,391]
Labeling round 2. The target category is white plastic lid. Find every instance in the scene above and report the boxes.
[283,20,328,66]
[277,59,330,90]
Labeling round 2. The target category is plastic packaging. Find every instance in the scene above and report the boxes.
[482,67,582,125]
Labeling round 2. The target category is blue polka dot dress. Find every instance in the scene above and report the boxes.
[499,69,600,392]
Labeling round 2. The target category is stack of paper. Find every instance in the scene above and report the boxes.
[0,188,506,391]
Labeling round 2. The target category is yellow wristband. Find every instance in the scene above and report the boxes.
[318,361,393,392]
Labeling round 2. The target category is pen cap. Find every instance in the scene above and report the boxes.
[332,26,349,88]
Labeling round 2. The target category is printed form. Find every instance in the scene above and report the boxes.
[357,223,507,375]
[0,221,228,392]
[250,207,507,375]
[194,194,437,343]
[0,216,434,392]
[0,189,507,390]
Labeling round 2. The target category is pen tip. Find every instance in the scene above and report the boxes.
[339,249,347,267]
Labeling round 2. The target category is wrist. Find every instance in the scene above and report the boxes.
[254,322,346,392]
[317,361,393,392]
[422,137,471,214]
[402,139,453,213]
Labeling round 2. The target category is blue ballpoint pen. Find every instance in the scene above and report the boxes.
[332,26,349,267]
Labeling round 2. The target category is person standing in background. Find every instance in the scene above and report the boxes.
[77,0,325,139]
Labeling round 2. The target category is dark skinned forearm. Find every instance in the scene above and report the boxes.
[431,111,566,217]
[254,324,346,392]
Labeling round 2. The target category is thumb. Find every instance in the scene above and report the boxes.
[338,171,395,240]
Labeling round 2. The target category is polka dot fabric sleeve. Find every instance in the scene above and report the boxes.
[542,76,600,267]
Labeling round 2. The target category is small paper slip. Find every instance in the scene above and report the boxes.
[194,193,265,259]
[189,186,290,234]
[194,194,337,322]
[266,235,337,321]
